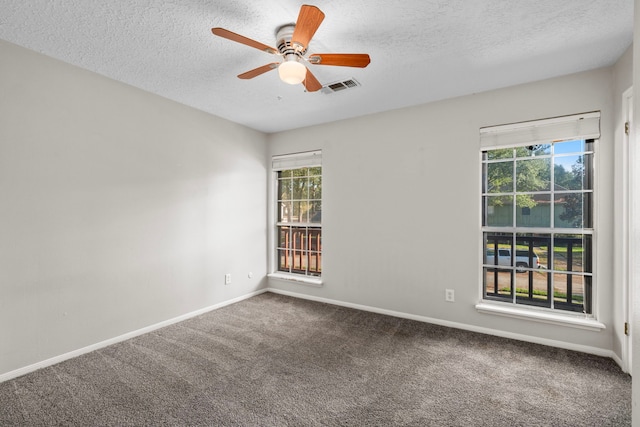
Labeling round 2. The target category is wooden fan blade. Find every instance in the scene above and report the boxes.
[302,67,322,92]
[237,63,279,79]
[212,27,277,54]
[291,5,325,50]
[308,53,371,68]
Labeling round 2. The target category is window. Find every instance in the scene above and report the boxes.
[480,113,599,315]
[272,151,322,279]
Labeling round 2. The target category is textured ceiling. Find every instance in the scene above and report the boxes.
[0,1,633,133]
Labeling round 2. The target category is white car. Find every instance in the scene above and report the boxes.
[486,248,540,272]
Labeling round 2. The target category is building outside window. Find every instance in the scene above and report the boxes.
[272,151,322,278]
[480,113,600,315]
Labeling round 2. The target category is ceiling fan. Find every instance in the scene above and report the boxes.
[211,4,371,92]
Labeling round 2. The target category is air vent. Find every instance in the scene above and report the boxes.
[321,78,361,94]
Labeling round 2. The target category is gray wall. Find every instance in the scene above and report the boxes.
[268,65,623,355]
[0,40,268,377]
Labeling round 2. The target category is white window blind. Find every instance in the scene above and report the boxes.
[480,112,600,149]
[272,150,322,171]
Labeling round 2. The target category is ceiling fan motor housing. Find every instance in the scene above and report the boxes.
[276,24,306,58]
[275,24,307,84]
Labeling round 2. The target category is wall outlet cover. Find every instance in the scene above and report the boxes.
[445,289,455,302]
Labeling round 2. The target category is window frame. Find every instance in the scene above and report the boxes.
[478,113,600,320]
[268,151,323,286]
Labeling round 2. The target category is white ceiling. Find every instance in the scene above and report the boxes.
[0,1,633,133]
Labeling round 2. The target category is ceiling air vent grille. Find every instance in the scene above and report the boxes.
[322,78,361,94]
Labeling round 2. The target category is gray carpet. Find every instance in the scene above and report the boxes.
[0,292,631,426]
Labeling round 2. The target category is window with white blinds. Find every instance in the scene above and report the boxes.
[480,113,599,315]
[272,151,322,278]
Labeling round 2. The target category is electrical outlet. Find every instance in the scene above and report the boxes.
[445,289,455,302]
[225,273,231,285]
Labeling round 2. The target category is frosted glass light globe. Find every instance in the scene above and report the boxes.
[278,59,306,85]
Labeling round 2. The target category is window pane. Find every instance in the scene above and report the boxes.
[308,166,321,177]
[278,178,292,200]
[554,154,590,191]
[484,196,513,226]
[279,170,292,178]
[278,226,290,248]
[553,234,591,273]
[515,270,550,306]
[292,168,308,177]
[278,201,292,223]
[484,268,512,299]
[554,139,585,155]
[308,251,322,276]
[290,227,307,250]
[308,229,322,251]
[515,234,549,270]
[553,273,585,312]
[486,162,513,193]
[277,248,291,272]
[515,144,551,157]
[292,201,308,222]
[291,250,305,272]
[516,158,551,192]
[484,233,513,266]
[292,177,308,199]
[309,201,322,223]
[300,201,310,223]
[486,148,514,160]
[309,176,322,199]
[554,193,591,228]
[516,194,551,227]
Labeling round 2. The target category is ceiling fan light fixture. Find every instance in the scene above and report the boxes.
[212,5,370,92]
[278,55,306,85]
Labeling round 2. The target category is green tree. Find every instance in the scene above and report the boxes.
[486,146,550,209]
[558,157,584,227]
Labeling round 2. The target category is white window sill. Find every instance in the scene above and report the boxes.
[475,302,605,332]
[268,273,323,287]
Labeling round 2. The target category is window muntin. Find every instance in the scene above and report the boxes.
[276,166,322,277]
[482,140,594,314]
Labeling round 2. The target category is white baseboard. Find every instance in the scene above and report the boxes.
[610,352,626,373]
[266,288,619,362]
[0,289,268,384]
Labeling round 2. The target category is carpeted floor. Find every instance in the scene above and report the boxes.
[0,292,631,426]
